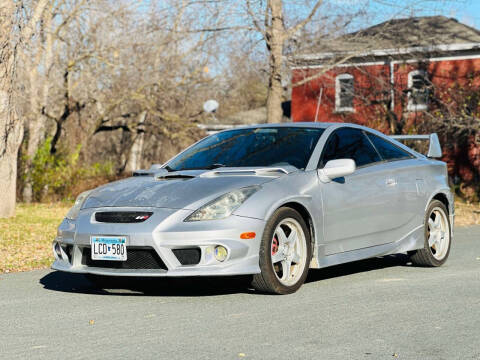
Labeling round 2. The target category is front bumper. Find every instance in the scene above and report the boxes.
[52,207,265,277]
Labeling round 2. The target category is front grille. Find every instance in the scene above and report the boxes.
[173,248,201,265]
[94,211,153,223]
[82,247,167,270]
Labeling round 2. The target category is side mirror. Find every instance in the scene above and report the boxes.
[318,159,356,183]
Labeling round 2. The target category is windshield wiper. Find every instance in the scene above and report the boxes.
[163,164,226,171]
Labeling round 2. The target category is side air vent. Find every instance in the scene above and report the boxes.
[95,211,153,223]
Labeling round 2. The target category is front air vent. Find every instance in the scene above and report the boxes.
[95,211,153,223]
[172,248,201,265]
[82,247,167,270]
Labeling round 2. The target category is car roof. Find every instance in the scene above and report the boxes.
[222,122,371,131]
[216,122,423,158]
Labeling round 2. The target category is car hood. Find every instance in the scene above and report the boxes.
[81,168,294,210]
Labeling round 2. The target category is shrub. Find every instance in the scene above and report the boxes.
[24,138,116,202]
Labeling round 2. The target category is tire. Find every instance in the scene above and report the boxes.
[251,207,312,294]
[410,200,451,267]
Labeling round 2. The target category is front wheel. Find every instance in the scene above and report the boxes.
[251,207,311,294]
[410,200,451,267]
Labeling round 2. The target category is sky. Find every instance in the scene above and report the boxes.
[284,1,480,39]
[447,1,480,28]
[360,0,480,29]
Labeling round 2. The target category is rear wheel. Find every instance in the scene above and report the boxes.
[410,200,451,267]
[251,207,311,294]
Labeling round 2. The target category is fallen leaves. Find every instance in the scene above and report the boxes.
[0,203,70,273]
[455,201,480,226]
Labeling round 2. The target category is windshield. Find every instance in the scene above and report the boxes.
[167,127,324,171]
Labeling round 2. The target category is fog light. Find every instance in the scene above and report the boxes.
[214,246,228,262]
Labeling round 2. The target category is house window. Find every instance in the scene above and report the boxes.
[408,70,429,111]
[335,74,354,112]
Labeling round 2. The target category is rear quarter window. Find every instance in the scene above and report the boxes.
[366,133,414,161]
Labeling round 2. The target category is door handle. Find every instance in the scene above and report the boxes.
[386,178,397,186]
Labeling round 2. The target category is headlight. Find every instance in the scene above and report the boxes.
[65,190,93,220]
[185,186,259,222]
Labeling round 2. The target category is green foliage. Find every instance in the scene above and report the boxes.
[25,138,114,201]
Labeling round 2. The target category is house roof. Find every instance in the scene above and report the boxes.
[294,16,480,64]
[342,16,480,50]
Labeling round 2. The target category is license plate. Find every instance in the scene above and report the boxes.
[91,236,127,261]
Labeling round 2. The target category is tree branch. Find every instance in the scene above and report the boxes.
[286,0,323,39]
[246,0,266,40]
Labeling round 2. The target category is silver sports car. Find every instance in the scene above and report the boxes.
[52,123,453,294]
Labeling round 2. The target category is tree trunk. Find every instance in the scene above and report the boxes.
[0,0,49,216]
[266,0,285,124]
[0,2,19,217]
[23,6,53,202]
[125,111,147,173]
[0,90,22,218]
[23,72,47,202]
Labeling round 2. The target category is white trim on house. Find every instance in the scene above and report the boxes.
[335,73,355,113]
[393,53,480,65]
[291,53,480,70]
[390,61,395,111]
[294,42,480,62]
[407,70,429,112]
[291,60,387,70]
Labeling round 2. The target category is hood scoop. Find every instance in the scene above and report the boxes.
[133,167,168,177]
[156,174,195,181]
[200,167,292,178]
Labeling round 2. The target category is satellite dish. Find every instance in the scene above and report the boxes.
[203,99,219,113]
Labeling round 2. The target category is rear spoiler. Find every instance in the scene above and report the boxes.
[389,133,442,158]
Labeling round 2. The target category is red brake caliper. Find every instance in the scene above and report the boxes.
[271,236,279,256]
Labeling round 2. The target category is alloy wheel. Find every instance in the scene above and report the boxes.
[270,218,308,286]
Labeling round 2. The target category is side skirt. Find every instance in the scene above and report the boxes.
[312,225,424,269]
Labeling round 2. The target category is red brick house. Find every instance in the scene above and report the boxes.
[291,16,480,198]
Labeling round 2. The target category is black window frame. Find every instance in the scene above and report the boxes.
[318,127,417,170]
[364,131,415,163]
[318,127,383,169]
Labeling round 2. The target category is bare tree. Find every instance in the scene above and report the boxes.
[22,1,57,202]
[245,0,323,123]
[0,0,49,217]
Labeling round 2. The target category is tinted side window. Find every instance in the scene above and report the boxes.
[320,128,381,168]
[366,133,413,161]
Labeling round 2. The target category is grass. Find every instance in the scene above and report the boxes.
[1,199,480,274]
[0,203,71,273]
